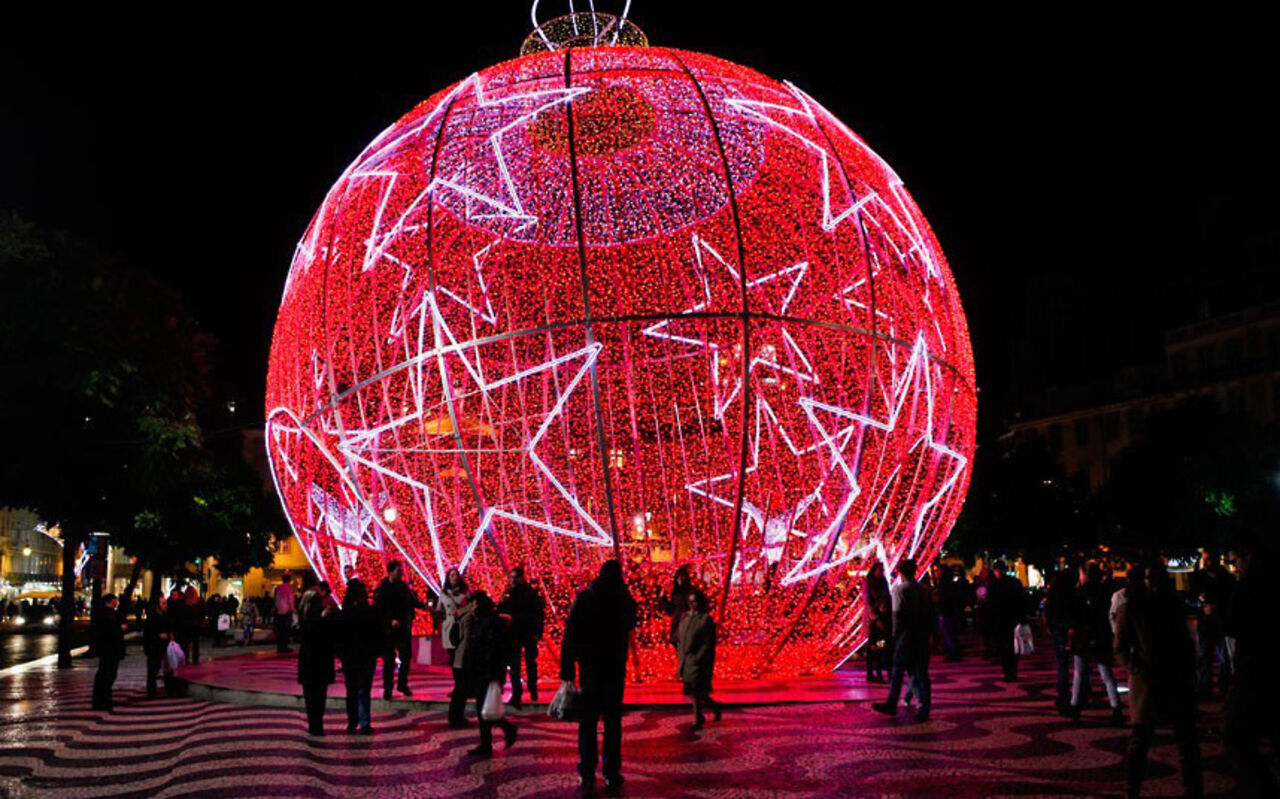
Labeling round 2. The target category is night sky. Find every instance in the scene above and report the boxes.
[5,3,1277,441]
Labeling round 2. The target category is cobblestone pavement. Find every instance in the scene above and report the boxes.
[0,644,1237,797]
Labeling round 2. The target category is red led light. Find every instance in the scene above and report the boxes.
[265,45,976,679]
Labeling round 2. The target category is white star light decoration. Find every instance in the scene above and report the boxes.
[642,233,817,420]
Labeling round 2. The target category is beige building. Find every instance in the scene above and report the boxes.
[0,507,63,598]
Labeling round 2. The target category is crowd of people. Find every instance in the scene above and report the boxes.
[857,545,1280,798]
[85,545,1279,797]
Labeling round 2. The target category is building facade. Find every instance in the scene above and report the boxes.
[1006,301,1280,490]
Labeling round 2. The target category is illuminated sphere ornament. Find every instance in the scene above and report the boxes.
[265,11,976,679]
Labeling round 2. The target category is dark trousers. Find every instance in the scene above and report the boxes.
[509,640,539,703]
[145,650,163,698]
[1196,621,1230,694]
[1223,687,1280,796]
[275,614,292,652]
[344,671,372,730]
[1051,625,1070,705]
[302,681,328,733]
[92,657,120,710]
[474,692,515,749]
[382,627,412,693]
[938,614,960,658]
[884,637,931,713]
[182,631,201,664]
[996,624,1018,679]
[578,683,624,780]
[1127,719,1202,799]
[448,664,468,724]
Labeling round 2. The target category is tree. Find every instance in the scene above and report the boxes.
[1096,398,1280,556]
[0,213,279,665]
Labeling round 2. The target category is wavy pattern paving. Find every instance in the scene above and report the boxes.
[0,647,1236,797]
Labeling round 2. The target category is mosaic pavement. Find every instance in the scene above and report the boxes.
[0,643,1239,797]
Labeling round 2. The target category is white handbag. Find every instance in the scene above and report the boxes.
[481,680,505,720]
[1013,623,1035,655]
[165,640,186,673]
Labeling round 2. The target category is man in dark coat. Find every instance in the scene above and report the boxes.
[1222,539,1280,796]
[498,566,546,706]
[91,593,127,711]
[986,560,1027,682]
[373,560,425,700]
[872,559,937,722]
[1191,548,1235,696]
[1115,560,1202,799]
[142,598,171,699]
[561,560,638,792]
[1044,566,1076,710]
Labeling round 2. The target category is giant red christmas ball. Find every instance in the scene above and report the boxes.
[265,37,976,679]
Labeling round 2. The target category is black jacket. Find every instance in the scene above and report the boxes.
[296,593,337,686]
[987,574,1027,631]
[460,611,509,695]
[142,609,170,657]
[1069,580,1114,658]
[498,581,546,644]
[338,601,382,681]
[560,576,638,692]
[373,578,424,631]
[93,606,126,663]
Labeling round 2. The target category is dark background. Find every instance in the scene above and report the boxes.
[5,2,1277,440]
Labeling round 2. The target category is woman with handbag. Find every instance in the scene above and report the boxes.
[457,590,517,756]
[438,568,470,727]
[677,589,722,731]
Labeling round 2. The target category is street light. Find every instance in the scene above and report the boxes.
[22,547,32,557]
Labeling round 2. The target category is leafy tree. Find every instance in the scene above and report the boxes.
[0,213,278,665]
[1096,398,1280,556]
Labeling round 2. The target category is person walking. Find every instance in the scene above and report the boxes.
[179,586,203,665]
[931,562,962,660]
[339,578,380,735]
[1114,559,1202,799]
[1222,537,1280,796]
[273,572,297,653]
[561,560,638,792]
[862,560,891,683]
[91,593,127,711]
[207,594,225,648]
[1065,562,1124,724]
[297,580,337,737]
[677,589,721,730]
[239,595,259,646]
[498,566,546,707]
[438,568,471,726]
[456,590,517,757]
[872,559,936,722]
[142,597,171,699]
[986,560,1026,682]
[1191,548,1235,697]
[660,565,694,655]
[1045,565,1076,711]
